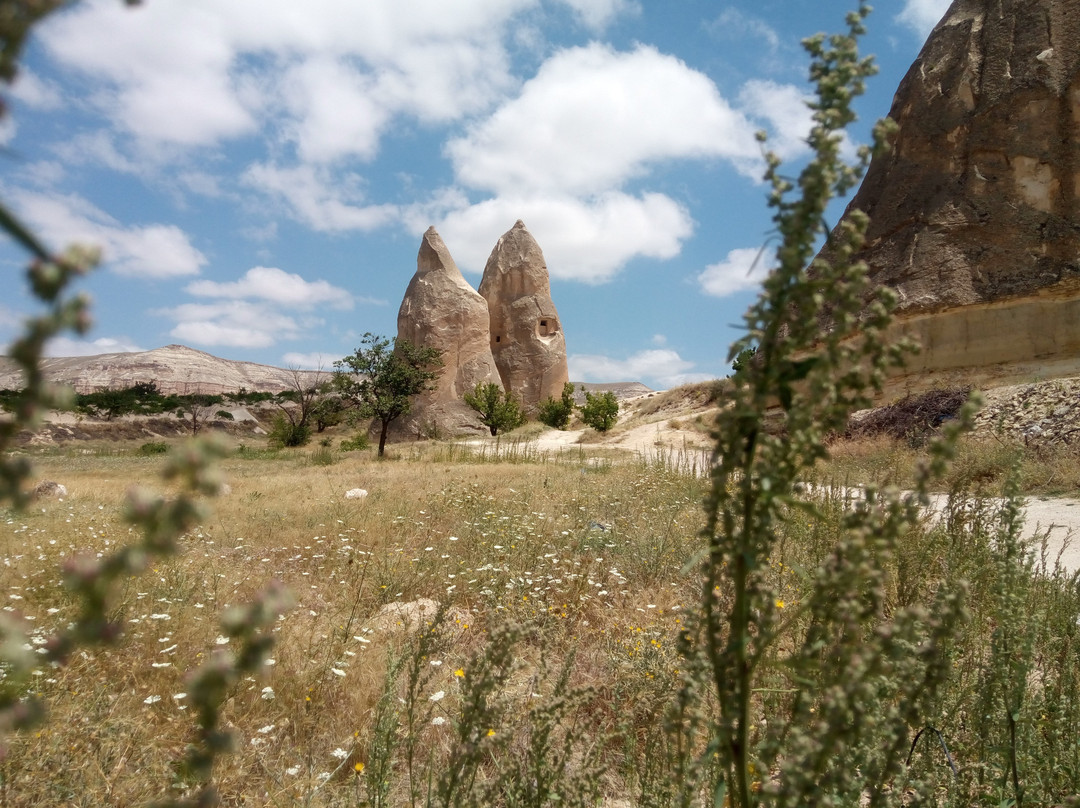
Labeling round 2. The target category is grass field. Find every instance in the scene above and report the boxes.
[1,440,713,804]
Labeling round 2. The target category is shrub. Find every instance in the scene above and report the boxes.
[214,409,234,421]
[340,432,370,452]
[580,389,618,433]
[267,413,311,448]
[463,382,527,436]
[138,441,169,456]
[538,382,576,430]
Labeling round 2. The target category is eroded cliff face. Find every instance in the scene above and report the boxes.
[841,0,1080,386]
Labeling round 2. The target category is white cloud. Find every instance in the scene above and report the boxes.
[9,189,206,278]
[46,336,145,357]
[570,348,711,389]
[281,351,339,370]
[162,301,302,349]
[8,68,63,110]
[39,0,530,154]
[244,163,398,232]
[447,43,760,197]
[429,191,692,283]
[738,80,812,161]
[896,0,950,40]
[280,56,388,163]
[555,0,639,30]
[186,267,354,310]
[703,8,780,53]
[698,246,772,298]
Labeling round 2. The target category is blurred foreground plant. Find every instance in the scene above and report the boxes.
[0,5,291,803]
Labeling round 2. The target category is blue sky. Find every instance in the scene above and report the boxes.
[0,0,949,390]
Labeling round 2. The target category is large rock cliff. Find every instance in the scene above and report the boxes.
[841,0,1080,387]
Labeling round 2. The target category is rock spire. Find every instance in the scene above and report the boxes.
[478,220,569,409]
[396,226,501,434]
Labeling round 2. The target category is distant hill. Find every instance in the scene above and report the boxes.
[0,344,325,395]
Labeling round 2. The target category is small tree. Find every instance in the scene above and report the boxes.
[579,388,618,433]
[334,333,443,457]
[268,366,328,447]
[179,394,222,435]
[537,382,576,430]
[463,382,527,436]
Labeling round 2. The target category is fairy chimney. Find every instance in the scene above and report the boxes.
[396,226,502,434]
[478,220,569,409]
[838,0,1080,387]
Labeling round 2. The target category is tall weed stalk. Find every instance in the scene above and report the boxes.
[681,5,974,805]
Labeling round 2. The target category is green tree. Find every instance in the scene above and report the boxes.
[463,381,526,436]
[334,333,443,457]
[579,388,618,433]
[537,381,576,430]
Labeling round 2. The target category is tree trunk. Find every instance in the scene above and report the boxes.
[378,420,390,457]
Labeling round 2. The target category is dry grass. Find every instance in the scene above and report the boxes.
[1,441,706,804]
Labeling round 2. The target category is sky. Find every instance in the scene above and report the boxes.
[0,0,950,390]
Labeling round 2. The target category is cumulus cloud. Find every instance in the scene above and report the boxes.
[46,336,145,357]
[429,191,692,283]
[447,43,760,196]
[698,246,772,298]
[570,348,711,389]
[896,0,950,40]
[9,189,206,278]
[162,301,303,349]
[556,0,639,30]
[186,267,354,310]
[167,264,381,349]
[39,0,529,154]
[244,163,399,232]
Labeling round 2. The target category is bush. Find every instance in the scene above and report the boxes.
[340,432,370,452]
[138,441,169,456]
[267,413,311,448]
[463,382,527,436]
[215,410,234,421]
[580,389,619,433]
[538,382,576,430]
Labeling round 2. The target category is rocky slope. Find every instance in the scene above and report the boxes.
[0,344,324,395]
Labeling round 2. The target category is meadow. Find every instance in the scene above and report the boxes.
[3,432,1080,806]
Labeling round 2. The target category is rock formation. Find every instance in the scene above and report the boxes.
[837,0,1080,388]
[479,221,569,409]
[395,226,502,435]
[0,344,322,395]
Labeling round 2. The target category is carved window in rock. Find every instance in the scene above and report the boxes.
[537,318,559,337]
